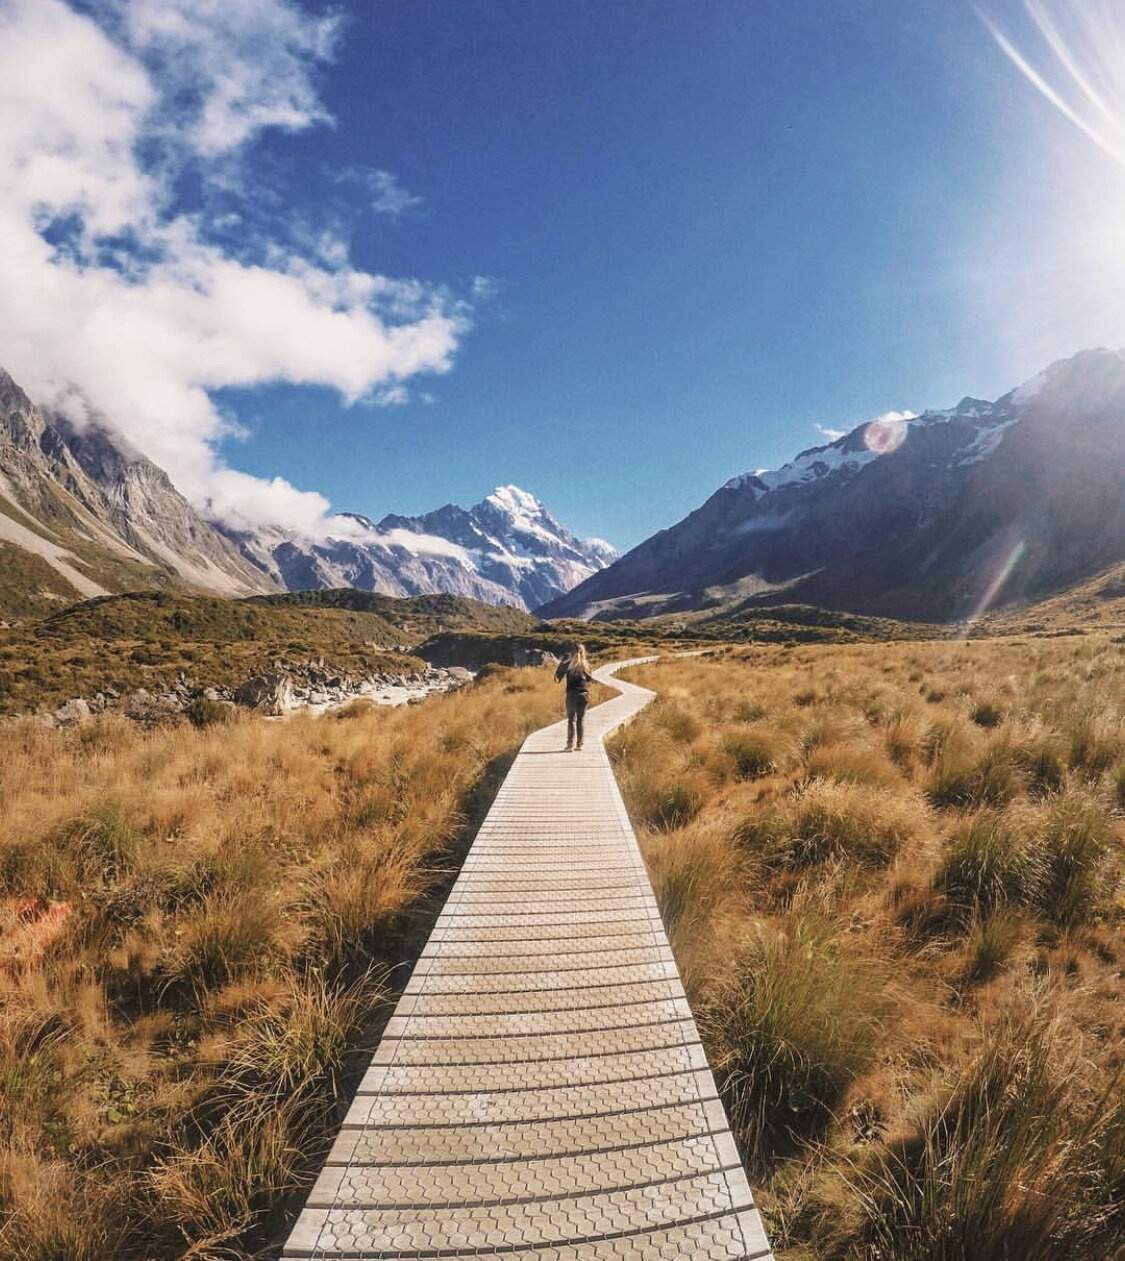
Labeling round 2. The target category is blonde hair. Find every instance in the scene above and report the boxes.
[569,644,589,672]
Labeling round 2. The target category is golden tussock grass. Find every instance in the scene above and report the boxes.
[0,665,561,1260]
[611,634,1125,1260]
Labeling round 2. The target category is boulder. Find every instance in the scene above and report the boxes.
[55,697,91,724]
[234,673,295,715]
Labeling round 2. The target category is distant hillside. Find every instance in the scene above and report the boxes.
[977,560,1125,635]
[541,348,1125,625]
[0,589,534,715]
[249,589,537,637]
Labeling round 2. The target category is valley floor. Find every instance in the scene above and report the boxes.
[3,632,1123,1260]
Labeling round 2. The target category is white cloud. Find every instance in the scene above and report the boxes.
[813,423,845,441]
[378,528,472,561]
[869,409,917,425]
[0,0,470,536]
[335,166,424,220]
[370,170,424,219]
[120,0,341,157]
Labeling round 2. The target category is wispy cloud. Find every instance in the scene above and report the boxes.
[0,0,469,536]
[813,423,846,441]
[335,166,424,220]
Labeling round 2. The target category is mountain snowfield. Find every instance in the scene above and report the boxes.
[222,484,617,610]
[541,348,1125,623]
[0,364,615,617]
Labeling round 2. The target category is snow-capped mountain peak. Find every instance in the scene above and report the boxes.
[722,393,1019,501]
[541,346,1125,625]
[485,484,548,518]
[224,483,617,611]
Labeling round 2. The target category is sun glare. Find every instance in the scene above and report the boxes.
[983,1,1125,172]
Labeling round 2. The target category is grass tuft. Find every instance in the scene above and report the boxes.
[703,916,885,1173]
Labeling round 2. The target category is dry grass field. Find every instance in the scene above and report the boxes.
[611,637,1125,1261]
[0,668,562,1260]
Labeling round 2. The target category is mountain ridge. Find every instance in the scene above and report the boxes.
[223,482,616,611]
[0,368,273,619]
[0,364,614,619]
[539,348,1125,624]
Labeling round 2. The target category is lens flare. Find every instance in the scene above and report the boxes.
[960,539,1028,634]
[863,415,908,455]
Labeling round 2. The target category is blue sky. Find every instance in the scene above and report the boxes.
[3,0,1125,550]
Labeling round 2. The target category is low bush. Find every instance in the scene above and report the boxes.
[65,805,142,884]
[741,779,921,870]
[964,910,1022,983]
[1067,714,1122,776]
[1034,790,1112,925]
[927,744,1019,810]
[970,699,1004,728]
[184,697,233,729]
[645,776,706,831]
[1017,741,1067,796]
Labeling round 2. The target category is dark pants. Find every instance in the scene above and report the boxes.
[566,694,587,748]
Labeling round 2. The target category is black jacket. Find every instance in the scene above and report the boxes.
[555,660,593,697]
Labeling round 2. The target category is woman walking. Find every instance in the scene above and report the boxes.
[555,643,594,751]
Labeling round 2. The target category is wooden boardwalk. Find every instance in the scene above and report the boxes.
[282,660,774,1260]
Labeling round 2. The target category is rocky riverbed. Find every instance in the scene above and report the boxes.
[38,663,477,726]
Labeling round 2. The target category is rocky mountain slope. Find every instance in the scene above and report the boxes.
[225,484,616,611]
[0,365,613,618]
[0,369,273,619]
[541,348,1125,624]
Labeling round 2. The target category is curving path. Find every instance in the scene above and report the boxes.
[282,659,774,1260]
